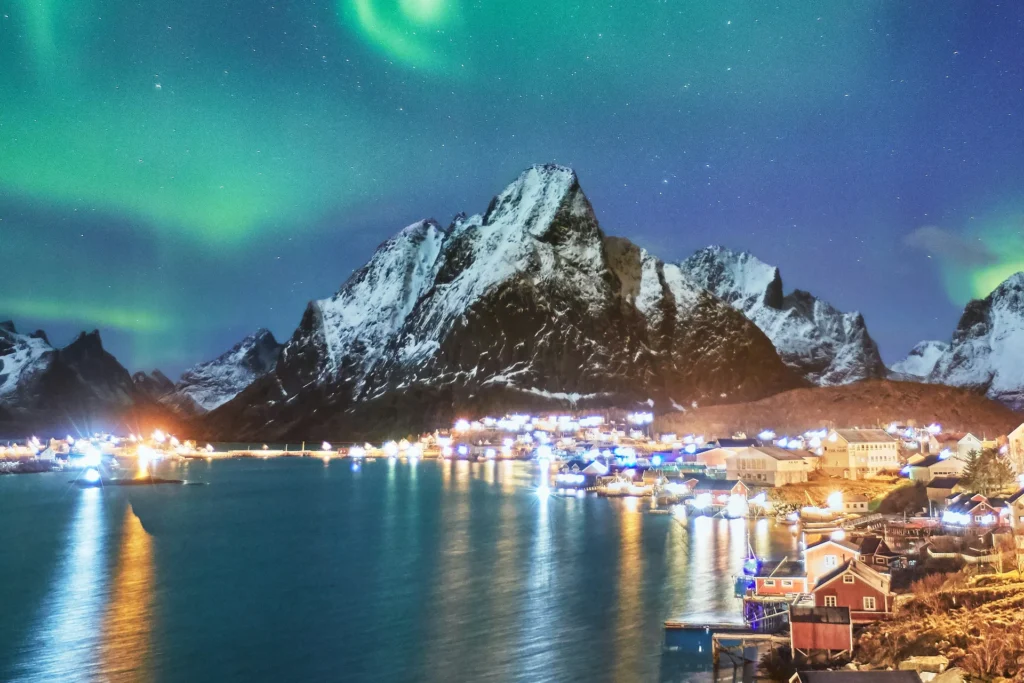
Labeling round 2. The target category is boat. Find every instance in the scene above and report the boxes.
[741,540,762,576]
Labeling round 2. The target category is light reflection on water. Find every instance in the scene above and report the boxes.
[2,460,800,683]
[13,488,106,682]
[99,505,154,682]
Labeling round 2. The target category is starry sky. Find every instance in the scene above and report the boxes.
[1,1,1022,377]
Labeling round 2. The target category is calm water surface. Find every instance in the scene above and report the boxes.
[0,459,800,682]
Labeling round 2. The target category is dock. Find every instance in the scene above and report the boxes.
[663,621,789,682]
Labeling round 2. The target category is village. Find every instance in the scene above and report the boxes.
[4,413,1024,681]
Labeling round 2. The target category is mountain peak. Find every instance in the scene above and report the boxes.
[682,246,783,309]
[991,271,1024,296]
[64,329,105,355]
[0,320,15,334]
[482,164,587,236]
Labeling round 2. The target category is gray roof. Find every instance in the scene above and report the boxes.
[833,429,897,444]
[926,476,961,490]
[745,446,807,461]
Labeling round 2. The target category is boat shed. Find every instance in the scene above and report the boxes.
[789,605,853,656]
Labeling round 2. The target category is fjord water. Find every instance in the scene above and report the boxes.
[0,459,799,682]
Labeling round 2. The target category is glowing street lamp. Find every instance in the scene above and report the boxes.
[827,491,844,512]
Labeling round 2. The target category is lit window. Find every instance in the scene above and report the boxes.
[843,574,855,584]
[824,596,837,607]
[863,596,876,611]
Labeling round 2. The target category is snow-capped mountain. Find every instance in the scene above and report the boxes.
[679,246,886,385]
[0,323,176,436]
[925,272,1024,409]
[0,321,54,406]
[890,341,949,379]
[207,165,799,439]
[165,329,282,414]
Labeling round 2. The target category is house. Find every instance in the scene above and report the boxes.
[789,606,853,656]
[843,493,870,514]
[752,561,809,597]
[790,672,922,683]
[925,477,962,514]
[804,537,863,586]
[812,559,895,622]
[941,492,1007,528]
[691,478,748,497]
[822,429,900,479]
[906,453,967,483]
[695,447,732,470]
[858,536,906,571]
[725,446,811,486]
[1009,423,1024,474]
[928,432,982,460]
[1005,488,1024,533]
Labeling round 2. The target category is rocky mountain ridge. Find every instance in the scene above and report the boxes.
[679,246,887,385]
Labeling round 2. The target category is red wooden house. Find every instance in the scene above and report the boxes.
[752,561,809,597]
[789,605,853,656]
[812,559,894,623]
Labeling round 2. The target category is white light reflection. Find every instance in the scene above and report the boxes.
[14,488,107,681]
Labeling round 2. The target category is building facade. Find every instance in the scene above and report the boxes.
[822,429,900,480]
[725,446,811,487]
[812,560,894,623]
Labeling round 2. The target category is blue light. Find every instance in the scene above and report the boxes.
[83,468,101,484]
[652,455,662,466]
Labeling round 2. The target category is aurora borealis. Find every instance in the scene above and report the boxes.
[1,1,1022,374]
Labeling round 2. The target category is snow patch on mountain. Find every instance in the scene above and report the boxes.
[680,246,886,385]
[313,219,447,383]
[891,341,949,378]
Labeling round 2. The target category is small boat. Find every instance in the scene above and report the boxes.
[741,540,761,576]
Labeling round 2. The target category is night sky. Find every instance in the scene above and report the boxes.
[1,1,1022,377]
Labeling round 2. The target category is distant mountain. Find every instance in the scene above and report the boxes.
[924,272,1024,409]
[206,164,800,440]
[890,341,949,379]
[132,370,175,400]
[164,329,282,414]
[679,246,886,385]
[0,323,178,437]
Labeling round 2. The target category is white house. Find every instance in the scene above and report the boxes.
[907,453,967,483]
[725,446,811,487]
[1009,423,1024,474]
[928,432,982,460]
[822,429,900,480]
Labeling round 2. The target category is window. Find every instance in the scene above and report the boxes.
[824,554,838,568]
[782,580,793,587]
[824,596,837,607]
[863,596,877,611]
[843,574,855,584]
[763,579,775,587]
